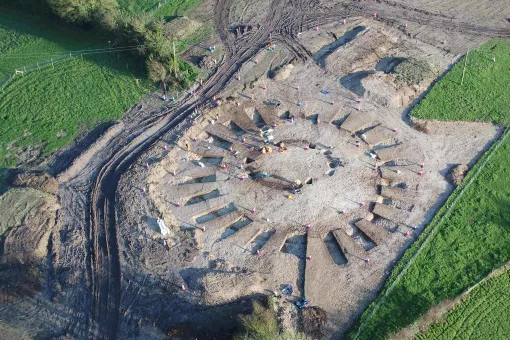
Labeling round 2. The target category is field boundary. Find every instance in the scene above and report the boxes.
[353,127,510,339]
[392,260,510,339]
[0,45,144,90]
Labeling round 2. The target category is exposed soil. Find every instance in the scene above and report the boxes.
[143,50,501,336]
[11,171,58,195]
[1,0,510,339]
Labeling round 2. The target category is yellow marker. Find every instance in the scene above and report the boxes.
[287,195,294,200]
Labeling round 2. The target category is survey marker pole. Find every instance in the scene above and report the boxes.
[461,49,469,86]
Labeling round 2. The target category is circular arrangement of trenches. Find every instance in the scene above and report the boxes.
[150,98,426,307]
[142,17,501,332]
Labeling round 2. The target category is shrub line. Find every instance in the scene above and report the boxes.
[353,127,510,339]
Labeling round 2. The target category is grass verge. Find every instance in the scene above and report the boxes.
[417,265,510,339]
[349,40,510,340]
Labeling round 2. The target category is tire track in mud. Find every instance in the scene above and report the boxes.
[57,0,510,338]
[308,3,510,38]
[62,0,309,338]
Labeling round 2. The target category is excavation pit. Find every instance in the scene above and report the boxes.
[147,27,502,337]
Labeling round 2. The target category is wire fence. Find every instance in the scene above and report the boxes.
[0,45,144,89]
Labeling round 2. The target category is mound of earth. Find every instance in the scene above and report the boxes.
[164,17,202,39]
[301,307,327,338]
[448,164,469,186]
[326,26,398,75]
[11,172,58,194]
[199,55,216,69]
[198,272,265,305]
[272,64,294,81]
[362,73,424,108]
[0,188,59,262]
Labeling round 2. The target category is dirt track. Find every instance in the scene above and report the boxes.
[45,0,510,338]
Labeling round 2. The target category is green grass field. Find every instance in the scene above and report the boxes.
[350,40,510,340]
[118,0,201,17]
[0,8,152,167]
[411,40,510,125]
[417,267,510,339]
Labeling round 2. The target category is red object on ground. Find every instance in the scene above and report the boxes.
[306,255,312,261]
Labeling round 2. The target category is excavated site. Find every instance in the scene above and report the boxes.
[132,19,501,337]
[1,1,509,339]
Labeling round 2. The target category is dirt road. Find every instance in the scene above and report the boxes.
[52,0,510,338]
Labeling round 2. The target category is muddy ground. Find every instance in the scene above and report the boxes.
[137,19,502,337]
[1,0,509,339]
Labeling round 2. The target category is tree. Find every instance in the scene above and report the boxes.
[48,0,95,23]
[48,0,119,28]
[93,0,119,30]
